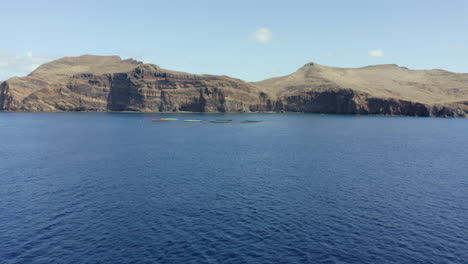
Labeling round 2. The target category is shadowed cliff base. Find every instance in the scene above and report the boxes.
[1,55,467,117]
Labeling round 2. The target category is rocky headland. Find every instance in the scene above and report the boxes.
[1,55,467,117]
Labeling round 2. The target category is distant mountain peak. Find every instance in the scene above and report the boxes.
[361,63,403,69]
[296,62,329,73]
[28,55,143,81]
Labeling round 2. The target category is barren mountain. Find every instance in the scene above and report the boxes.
[254,63,468,117]
[1,55,467,117]
[0,55,267,112]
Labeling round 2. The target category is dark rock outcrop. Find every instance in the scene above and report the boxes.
[270,89,466,117]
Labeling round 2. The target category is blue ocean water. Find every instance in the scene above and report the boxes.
[0,113,467,264]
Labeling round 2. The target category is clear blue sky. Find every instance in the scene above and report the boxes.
[1,0,467,81]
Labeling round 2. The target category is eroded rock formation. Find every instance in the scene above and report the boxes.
[1,55,467,117]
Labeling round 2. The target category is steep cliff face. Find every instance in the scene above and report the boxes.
[271,89,465,117]
[1,55,468,117]
[254,63,468,117]
[0,81,9,110]
[0,55,266,112]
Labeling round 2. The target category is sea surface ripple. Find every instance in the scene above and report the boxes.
[1,113,468,263]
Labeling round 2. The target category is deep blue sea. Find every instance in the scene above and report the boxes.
[1,113,468,264]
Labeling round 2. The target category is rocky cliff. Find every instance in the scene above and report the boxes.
[0,55,267,113]
[1,55,467,117]
[254,63,468,117]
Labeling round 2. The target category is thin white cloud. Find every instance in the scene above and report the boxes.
[254,28,273,43]
[0,51,54,80]
[369,49,384,57]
